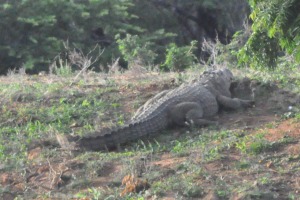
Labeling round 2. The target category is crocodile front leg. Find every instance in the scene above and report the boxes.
[216,95,254,110]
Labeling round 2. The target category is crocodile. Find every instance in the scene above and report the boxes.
[69,68,254,151]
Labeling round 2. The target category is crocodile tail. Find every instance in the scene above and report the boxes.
[76,117,168,151]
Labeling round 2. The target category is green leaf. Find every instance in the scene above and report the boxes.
[294,47,300,62]
[2,3,11,9]
[29,36,38,44]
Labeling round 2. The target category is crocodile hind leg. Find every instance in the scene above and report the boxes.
[217,95,254,110]
[170,102,217,126]
[186,109,218,126]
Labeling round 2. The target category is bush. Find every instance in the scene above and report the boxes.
[161,41,198,71]
[238,0,300,69]
[0,0,136,73]
[0,0,250,73]
[116,34,158,67]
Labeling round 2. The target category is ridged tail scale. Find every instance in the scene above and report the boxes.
[77,108,169,151]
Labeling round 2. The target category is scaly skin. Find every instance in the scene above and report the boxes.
[71,68,254,151]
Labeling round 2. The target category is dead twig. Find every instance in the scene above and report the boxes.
[69,45,105,86]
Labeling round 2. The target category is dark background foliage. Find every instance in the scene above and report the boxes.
[0,0,251,74]
[2,0,299,74]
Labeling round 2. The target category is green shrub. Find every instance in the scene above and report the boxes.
[0,0,136,73]
[116,34,158,67]
[238,0,300,69]
[161,41,198,71]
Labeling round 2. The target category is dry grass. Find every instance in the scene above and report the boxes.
[0,67,300,199]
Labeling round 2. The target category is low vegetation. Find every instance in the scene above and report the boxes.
[0,64,300,199]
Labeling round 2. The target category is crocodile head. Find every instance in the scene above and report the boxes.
[215,68,233,87]
[210,68,234,97]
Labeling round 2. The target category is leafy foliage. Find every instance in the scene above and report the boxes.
[0,0,249,73]
[0,0,136,73]
[116,29,177,69]
[161,41,198,71]
[238,0,300,69]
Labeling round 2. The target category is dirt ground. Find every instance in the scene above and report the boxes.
[1,72,300,199]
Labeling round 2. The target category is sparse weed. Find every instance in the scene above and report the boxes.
[216,190,229,198]
[258,176,270,185]
[235,160,251,170]
[295,112,300,120]
[249,141,267,154]
[234,131,279,155]
[75,191,89,199]
[88,187,103,200]
[181,182,204,198]
[171,140,185,154]
[288,192,299,200]
[51,58,73,77]
[157,175,204,198]
[235,139,247,154]
[265,122,276,129]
